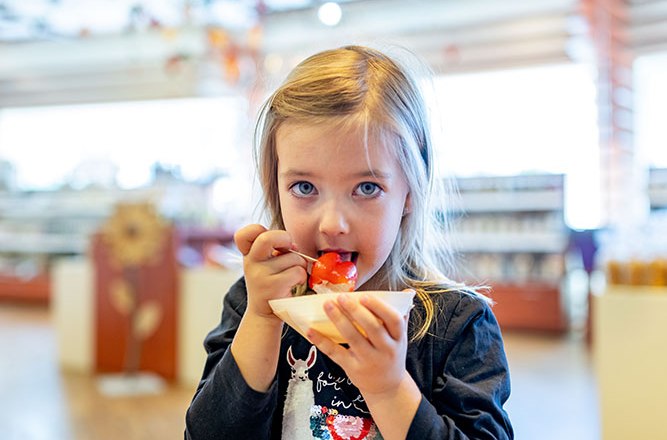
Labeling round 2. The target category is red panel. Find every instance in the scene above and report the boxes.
[489,281,567,333]
[0,274,50,304]
[92,230,179,380]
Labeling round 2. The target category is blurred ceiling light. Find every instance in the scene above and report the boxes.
[0,0,352,42]
[318,2,342,26]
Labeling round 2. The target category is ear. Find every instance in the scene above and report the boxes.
[306,345,317,368]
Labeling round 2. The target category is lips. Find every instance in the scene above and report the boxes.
[318,250,358,264]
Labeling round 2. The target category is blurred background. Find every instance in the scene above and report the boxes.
[1,0,667,439]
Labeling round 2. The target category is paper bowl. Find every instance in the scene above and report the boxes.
[269,290,415,344]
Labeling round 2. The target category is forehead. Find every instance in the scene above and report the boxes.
[275,120,399,171]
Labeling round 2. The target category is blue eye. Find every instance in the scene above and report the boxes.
[355,182,381,197]
[291,181,316,196]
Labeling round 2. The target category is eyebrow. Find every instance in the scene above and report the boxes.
[279,169,392,179]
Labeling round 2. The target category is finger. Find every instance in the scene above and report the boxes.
[265,252,308,275]
[337,294,394,348]
[325,298,373,350]
[234,224,267,256]
[246,229,295,262]
[359,293,410,341]
[243,256,307,296]
[306,328,349,365]
[281,265,308,289]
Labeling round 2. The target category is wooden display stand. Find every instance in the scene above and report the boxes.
[92,204,179,381]
[489,281,567,332]
[0,274,50,304]
[593,287,667,440]
[53,257,242,387]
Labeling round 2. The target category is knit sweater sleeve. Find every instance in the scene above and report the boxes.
[407,293,514,439]
[184,277,279,440]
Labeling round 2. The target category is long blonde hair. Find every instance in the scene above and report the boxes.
[254,45,468,340]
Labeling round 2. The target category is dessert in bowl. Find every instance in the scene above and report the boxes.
[269,251,413,343]
[269,290,415,344]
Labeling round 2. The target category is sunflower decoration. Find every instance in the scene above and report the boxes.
[102,202,167,269]
[100,202,168,374]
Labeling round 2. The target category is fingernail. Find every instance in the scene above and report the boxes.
[324,301,335,312]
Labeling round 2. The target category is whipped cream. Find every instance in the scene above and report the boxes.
[312,280,355,295]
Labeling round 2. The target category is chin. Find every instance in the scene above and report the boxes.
[356,275,383,292]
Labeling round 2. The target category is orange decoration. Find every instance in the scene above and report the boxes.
[93,202,179,380]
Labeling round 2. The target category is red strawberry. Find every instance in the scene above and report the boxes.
[309,252,357,291]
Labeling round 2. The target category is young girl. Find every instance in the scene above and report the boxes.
[185,45,513,440]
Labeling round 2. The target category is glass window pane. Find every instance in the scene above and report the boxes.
[0,96,246,190]
[431,63,600,229]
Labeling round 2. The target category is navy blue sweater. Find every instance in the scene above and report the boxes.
[185,278,513,439]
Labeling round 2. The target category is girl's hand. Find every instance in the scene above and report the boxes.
[307,291,413,397]
[234,224,307,321]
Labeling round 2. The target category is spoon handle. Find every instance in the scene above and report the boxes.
[286,249,319,263]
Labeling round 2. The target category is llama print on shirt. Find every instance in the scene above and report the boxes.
[282,345,317,440]
[281,344,383,440]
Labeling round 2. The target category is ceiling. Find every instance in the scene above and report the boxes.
[0,0,584,108]
[0,0,353,42]
[1,0,666,109]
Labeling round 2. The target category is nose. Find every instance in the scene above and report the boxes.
[318,199,350,237]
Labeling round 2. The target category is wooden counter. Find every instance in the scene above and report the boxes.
[593,286,667,440]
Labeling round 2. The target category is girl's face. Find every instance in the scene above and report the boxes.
[276,121,410,290]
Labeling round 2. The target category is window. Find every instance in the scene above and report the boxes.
[0,96,247,189]
[431,63,600,229]
[634,51,667,168]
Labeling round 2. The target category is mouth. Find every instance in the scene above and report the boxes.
[318,250,359,265]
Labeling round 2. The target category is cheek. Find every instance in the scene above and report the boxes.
[279,201,313,244]
[277,188,298,225]
[356,209,404,278]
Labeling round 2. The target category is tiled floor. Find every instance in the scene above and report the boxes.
[0,303,600,440]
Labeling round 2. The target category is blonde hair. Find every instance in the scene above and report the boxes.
[254,45,467,340]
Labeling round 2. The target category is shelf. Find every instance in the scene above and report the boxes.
[0,232,88,254]
[452,173,568,333]
[648,187,667,209]
[453,232,567,253]
[457,190,564,213]
[0,187,160,220]
[648,168,667,210]
[0,187,166,256]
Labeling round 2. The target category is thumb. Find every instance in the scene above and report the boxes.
[233,224,268,256]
